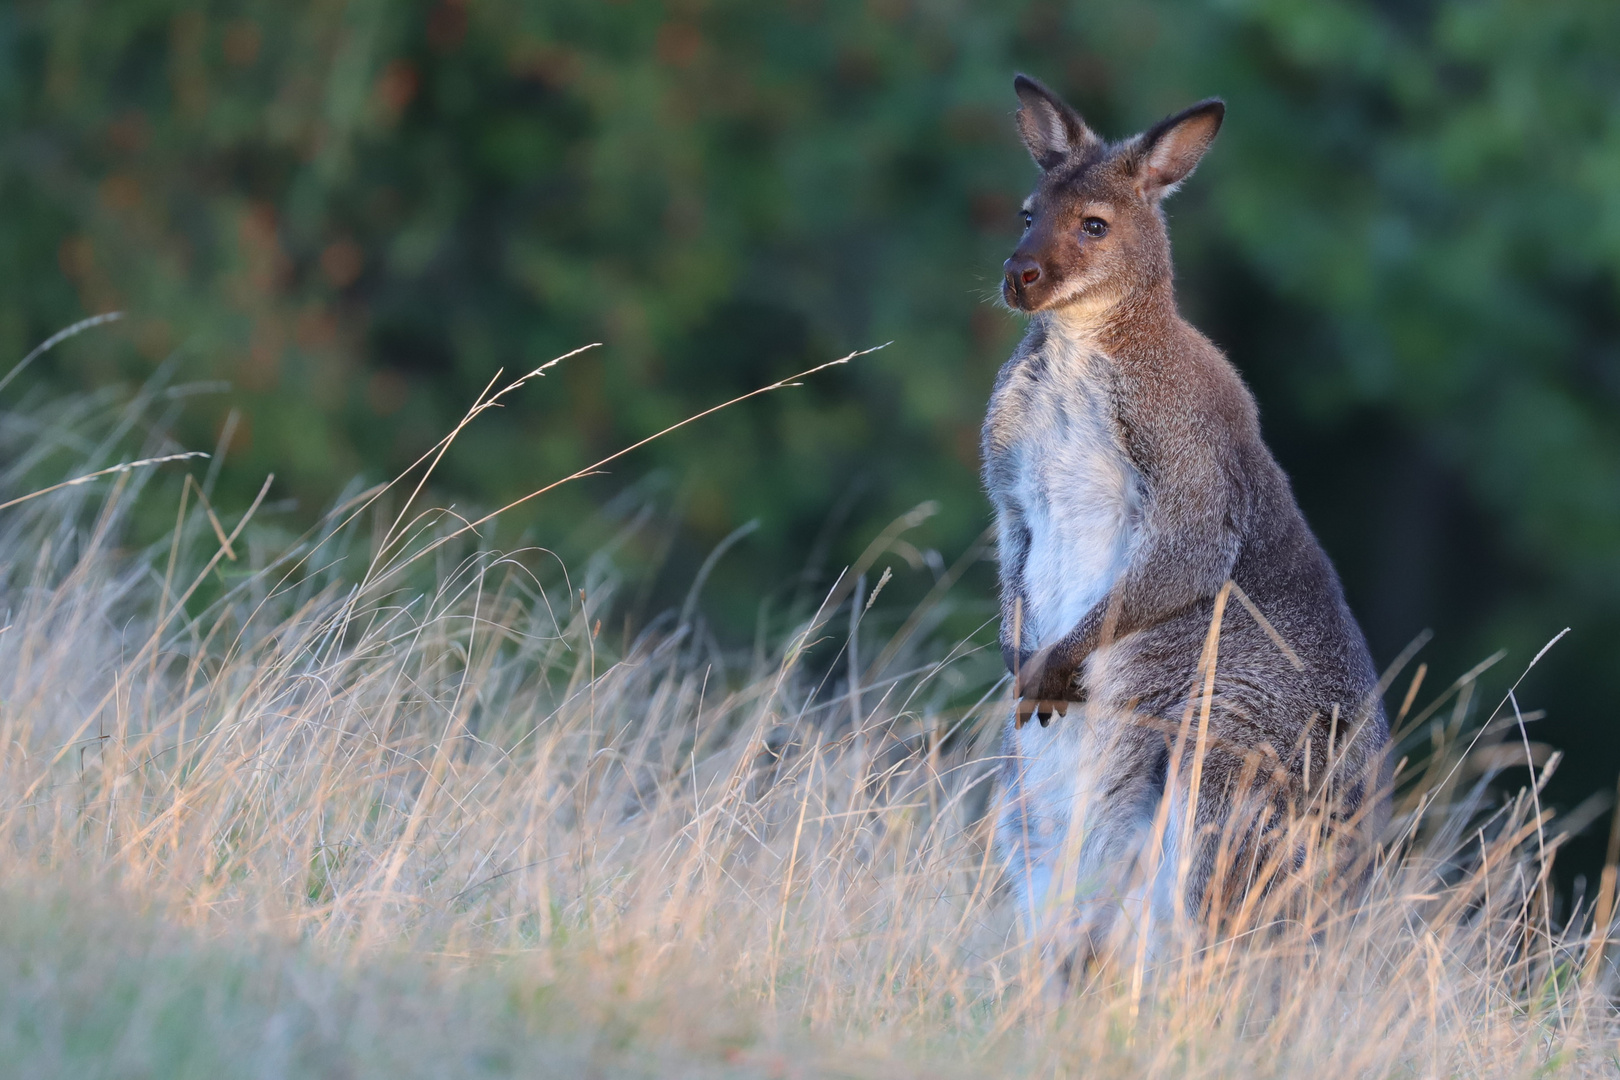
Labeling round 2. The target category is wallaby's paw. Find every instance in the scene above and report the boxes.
[1014,696,1070,728]
[1013,644,1083,721]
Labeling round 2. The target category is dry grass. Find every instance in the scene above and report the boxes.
[0,337,1617,1077]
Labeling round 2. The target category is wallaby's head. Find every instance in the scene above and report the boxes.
[1002,74,1223,315]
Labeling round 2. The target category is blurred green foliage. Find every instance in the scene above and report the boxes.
[2,0,1619,834]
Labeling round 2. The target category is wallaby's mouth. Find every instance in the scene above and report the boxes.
[1002,278,1048,313]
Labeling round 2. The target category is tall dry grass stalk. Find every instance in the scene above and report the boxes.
[0,337,1616,1076]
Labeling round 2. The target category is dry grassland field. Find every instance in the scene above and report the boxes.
[1,327,1618,1078]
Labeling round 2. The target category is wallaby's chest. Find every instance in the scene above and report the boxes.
[984,334,1144,649]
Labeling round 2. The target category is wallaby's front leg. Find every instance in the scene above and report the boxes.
[1007,589,1077,728]
[995,513,1040,682]
[1012,638,1085,726]
[1014,642,1084,718]
[1018,447,1244,716]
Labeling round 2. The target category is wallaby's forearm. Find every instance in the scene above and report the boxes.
[999,588,1027,674]
[1073,519,1238,654]
[1019,463,1241,699]
[995,514,1033,674]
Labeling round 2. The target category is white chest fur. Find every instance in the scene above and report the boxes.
[985,326,1144,650]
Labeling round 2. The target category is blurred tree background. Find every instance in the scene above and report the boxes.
[2,0,1619,872]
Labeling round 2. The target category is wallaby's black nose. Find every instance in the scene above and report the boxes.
[1004,256,1041,290]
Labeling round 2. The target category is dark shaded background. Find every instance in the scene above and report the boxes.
[2,1,1618,874]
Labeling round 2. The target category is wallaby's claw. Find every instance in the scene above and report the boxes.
[1015,697,1069,728]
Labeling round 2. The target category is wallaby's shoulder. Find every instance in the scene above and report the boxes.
[1100,305,1262,456]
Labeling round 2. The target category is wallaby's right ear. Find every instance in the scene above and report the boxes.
[1014,74,1098,171]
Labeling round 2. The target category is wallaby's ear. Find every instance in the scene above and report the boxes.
[1134,98,1225,200]
[1013,74,1098,171]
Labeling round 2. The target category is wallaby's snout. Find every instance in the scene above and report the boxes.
[1002,249,1044,310]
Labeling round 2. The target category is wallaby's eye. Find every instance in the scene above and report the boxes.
[1020,210,1033,230]
[1081,217,1109,239]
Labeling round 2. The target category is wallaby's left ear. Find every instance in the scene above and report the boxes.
[1134,99,1225,201]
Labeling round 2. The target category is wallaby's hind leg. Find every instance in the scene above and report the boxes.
[1086,603,1386,937]
[996,704,1179,976]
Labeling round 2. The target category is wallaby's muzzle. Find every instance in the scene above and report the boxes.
[1002,250,1044,311]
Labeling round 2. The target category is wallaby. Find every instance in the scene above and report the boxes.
[982,74,1390,966]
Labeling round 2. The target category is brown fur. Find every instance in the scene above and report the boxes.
[984,75,1389,955]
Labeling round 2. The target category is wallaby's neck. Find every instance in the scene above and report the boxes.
[1040,278,1183,360]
